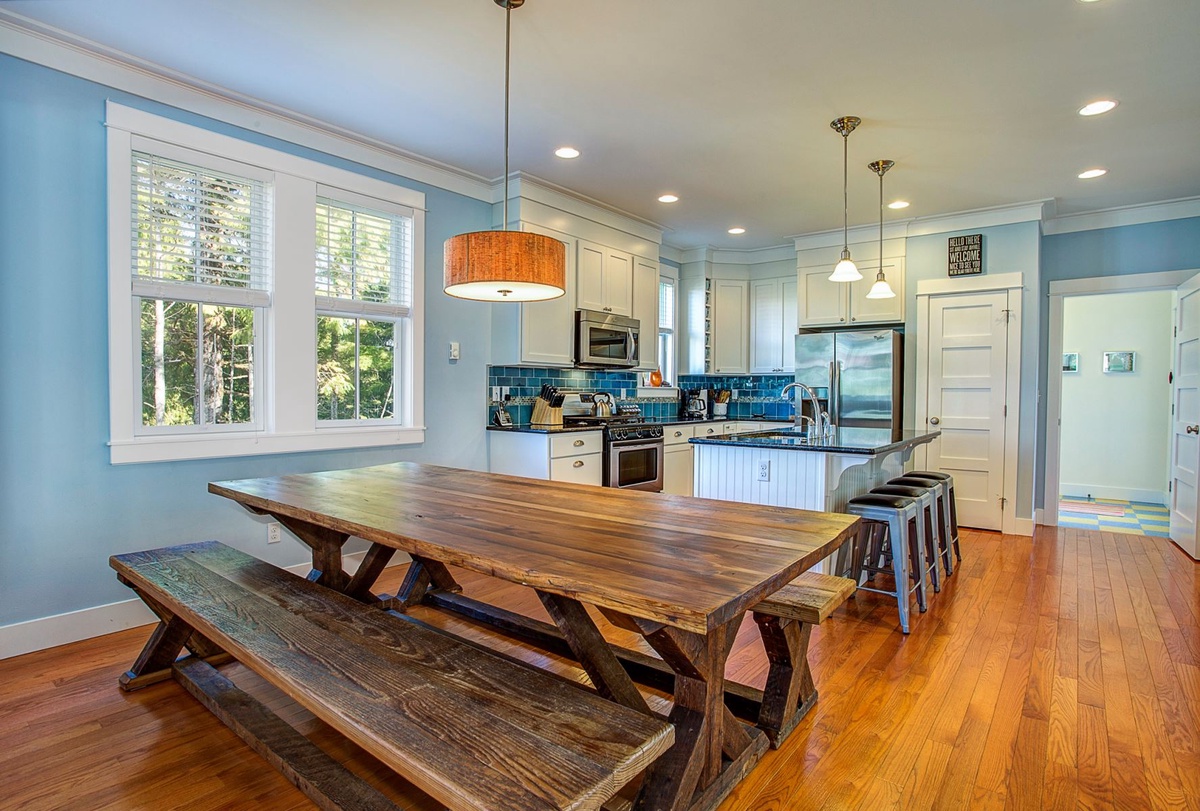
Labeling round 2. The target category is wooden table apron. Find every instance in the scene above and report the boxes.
[209,462,859,811]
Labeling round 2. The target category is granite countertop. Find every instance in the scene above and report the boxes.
[689,426,941,456]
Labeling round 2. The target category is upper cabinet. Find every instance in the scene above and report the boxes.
[798,257,905,327]
[711,280,749,374]
[490,223,577,367]
[577,240,633,316]
[750,276,798,373]
[631,256,659,371]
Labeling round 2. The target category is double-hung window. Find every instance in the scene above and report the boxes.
[130,150,271,432]
[658,276,677,386]
[107,103,425,464]
[315,191,414,424]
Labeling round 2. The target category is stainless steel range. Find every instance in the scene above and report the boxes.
[561,394,664,492]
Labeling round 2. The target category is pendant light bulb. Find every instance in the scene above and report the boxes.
[866,159,896,300]
[828,116,862,283]
[443,0,566,302]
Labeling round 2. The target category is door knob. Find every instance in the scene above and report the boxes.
[1188,425,1199,435]
[929,417,941,425]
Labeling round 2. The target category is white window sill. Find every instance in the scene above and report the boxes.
[109,426,426,465]
[636,387,680,399]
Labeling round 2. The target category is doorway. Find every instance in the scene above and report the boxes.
[1056,290,1173,536]
[1043,269,1198,549]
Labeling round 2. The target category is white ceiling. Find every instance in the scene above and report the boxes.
[6,0,1200,250]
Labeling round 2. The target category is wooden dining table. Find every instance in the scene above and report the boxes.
[209,462,859,811]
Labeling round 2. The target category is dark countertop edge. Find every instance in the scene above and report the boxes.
[487,417,796,435]
[689,430,941,456]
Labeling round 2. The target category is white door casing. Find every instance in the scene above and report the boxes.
[924,291,1010,530]
[1169,272,1200,560]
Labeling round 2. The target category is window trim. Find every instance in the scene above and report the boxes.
[107,102,426,464]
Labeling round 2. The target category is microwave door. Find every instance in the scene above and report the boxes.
[590,327,630,362]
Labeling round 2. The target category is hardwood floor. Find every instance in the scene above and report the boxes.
[2,526,1197,810]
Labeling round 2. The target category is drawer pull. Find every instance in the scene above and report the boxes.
[573,439,585,446]
[573,460,584,468]
[674,431,683,437]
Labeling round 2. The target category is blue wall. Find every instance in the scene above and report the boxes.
[0,55,494,627]
[1035,216,1200,508]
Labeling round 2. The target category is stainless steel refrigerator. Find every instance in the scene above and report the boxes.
[794,329,903,429]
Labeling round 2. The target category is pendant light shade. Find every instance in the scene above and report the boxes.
[865,159,896,300]
[444,230,565,301]
[443,0,566,302]
[828,116,862,283]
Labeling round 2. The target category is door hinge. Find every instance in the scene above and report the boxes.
[1169,481,1173,493]
[1003,405,1008,417]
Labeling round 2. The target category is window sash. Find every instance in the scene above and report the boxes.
[315,193,413,310]
[131,151,271,295]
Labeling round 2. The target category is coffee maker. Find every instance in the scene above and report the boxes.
[679,388,709,420]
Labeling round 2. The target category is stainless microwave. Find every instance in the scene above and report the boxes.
[575,309,640,368]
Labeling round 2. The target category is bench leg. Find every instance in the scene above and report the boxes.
[117,578,230,691]
[752,613,816,749]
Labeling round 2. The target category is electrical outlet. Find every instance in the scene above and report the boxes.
[448,341,460,361]
[501,386,510,399]
[267,522,282,544]
[490,386,501,403]
[757,460,770,482]
[731,390,739,400]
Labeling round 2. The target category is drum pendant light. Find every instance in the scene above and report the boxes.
[444,0,566,302]
[828,116,863,282]
[866,159,896,299]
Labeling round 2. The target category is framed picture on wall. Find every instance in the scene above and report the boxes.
[1062,352,1079,373]
[1103,351,1136,373]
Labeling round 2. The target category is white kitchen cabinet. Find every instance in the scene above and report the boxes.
[491,224,577,366]
[711,280,749,374]
[798,258,905,328]
[632,256,659,371]
[488,430,603,486]
[577,240,633,317]
[663,424,695,496]
[750,277,798,373]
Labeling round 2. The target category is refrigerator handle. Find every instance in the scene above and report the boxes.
[829,360,841,425]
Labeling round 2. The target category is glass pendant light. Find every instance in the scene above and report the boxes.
[865,159,896,299]
[444,0,566,302]
[828,116,863,282]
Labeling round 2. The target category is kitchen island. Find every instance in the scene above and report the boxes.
[691,426,940,513]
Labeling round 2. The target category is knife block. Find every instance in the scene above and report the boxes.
[530,398,562,427]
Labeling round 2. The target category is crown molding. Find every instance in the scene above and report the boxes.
[1042,196,1200,236]
[904,200,1050,237]
[0,10,494,202]
[792,221,912,252]
[505,173,665,245]
[658,244,684,264]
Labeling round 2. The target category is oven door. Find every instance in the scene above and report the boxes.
[606,438,664,492]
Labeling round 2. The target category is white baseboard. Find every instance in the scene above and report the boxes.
[0,548,410,661]
[1060,483,1167,506]
[1012,517,1035,537]
[1035,508,1047,526]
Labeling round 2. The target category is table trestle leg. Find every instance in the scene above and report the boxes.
[751,613,816,747]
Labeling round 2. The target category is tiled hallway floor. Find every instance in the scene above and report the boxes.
[1057,497,1170,537]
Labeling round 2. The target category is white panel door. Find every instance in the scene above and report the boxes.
[1169,273,1200,560]
[926,290,1009,530]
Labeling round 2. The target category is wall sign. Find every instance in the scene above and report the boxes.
[948,233,983,277]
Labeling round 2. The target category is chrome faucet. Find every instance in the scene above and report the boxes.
[781,382,823,438]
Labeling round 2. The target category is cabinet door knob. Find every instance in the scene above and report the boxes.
[573,439,585,446]
[929,416,941,425]
[1188,425,1199,435]
[839,318,845,322]
[573,460,584,468]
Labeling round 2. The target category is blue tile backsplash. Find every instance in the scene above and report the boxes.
[486,366,808,424]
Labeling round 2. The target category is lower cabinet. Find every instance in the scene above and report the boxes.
[663,425,695,496]
[488,430,604,487]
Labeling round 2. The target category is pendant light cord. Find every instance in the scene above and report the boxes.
[879,169,884,267]
[502,2,511,233]
[842,133,849,251]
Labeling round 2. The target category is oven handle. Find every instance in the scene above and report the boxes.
[607,438,664,450]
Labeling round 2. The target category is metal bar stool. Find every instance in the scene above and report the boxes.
[871,483,941,595]
[844,493,927,634]
[889,475,954,579]
[900,471,961,566]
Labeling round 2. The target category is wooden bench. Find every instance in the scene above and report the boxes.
[750,571,857,747]
[111,541,674,811]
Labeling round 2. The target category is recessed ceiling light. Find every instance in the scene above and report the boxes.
[888,200,910,210]
[1077,0,1103,3]
[728,227,746,235]
[658,194,679,203]
[554,147,580,159]
[1079,99,1118,116]
[1078,168,1108,179]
